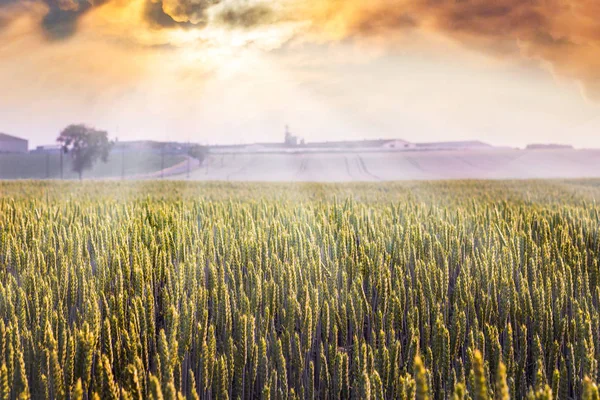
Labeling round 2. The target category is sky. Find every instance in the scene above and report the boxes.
[0,0,599,148]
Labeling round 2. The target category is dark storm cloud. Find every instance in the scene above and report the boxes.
[41,1,92,39]
[0,0,28,32]
[215,4,272,28]
[0,13,7,30]
[144,0,194,28]
[145,0,233,29]
[0,0,93,39]
[1,0,600,98]
[0,0,108,39]
[322,0,600,99]
[0,0,274,37]
[0,0,19,28]
[144,0,275,30]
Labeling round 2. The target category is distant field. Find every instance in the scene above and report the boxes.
[4,148,600,182]
[0,152,187,179]
[185,149,600,181]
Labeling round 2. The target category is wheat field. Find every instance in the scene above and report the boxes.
[0,180,599,399]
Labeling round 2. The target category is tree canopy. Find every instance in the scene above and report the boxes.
[187,144,208,164]
[57,124,112,179]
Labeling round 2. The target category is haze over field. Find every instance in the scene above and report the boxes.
[188,149,600,181]
[0,0,600,148]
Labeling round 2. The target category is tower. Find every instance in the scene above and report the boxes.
[284,125,297,146]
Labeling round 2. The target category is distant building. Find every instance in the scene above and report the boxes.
[32,139,191,155]
[206,138,500,154]
[209,142,288,154]
[112,140,189,154]
[32,144,62,154]
[526,144,574,150]
[381,139,415,149]
[284,126,300,146]
[415,141,493,151]
[307,138,413,150]
[0,133,28,153]
[208,138,415,153]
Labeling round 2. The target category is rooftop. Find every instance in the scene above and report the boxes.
[415,140,492,148]
[209,138,409,149]
[0,133,27,142]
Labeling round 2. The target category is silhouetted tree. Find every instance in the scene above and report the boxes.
[57,124,113,180]
[188,144,208,164]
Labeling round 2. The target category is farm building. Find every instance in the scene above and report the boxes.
[208,139,415,153]
[112,140,189,154]
[32,144,62,153]
[0,133,28,153]
[381,139,415,149]
[415,140,493,151]
[526,143,574,150]
[209,143,288,153]
[307,138,414,150]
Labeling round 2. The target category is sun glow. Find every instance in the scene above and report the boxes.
[162,20,302,79]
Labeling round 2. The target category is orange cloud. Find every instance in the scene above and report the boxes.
[300,0,600,99]
[0,0,599,98]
